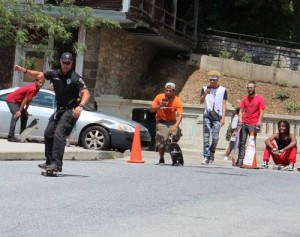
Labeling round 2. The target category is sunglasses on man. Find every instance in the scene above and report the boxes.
[62,61,71,65]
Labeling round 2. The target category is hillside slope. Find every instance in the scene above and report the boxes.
[179,69,300,116]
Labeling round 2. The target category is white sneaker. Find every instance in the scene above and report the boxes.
[260,161,268,169]
[224,156,229,161]
[201,158,209,165]
[282,164,294,171]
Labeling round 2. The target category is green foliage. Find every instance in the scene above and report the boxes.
[241,54,252,63]
[73,42,87,55]
[276,91,289,101]
[287,102,300,112]
[199,0,299,42]
[278,82,288,87]
[0,0,120,62]
[219,48,231,59]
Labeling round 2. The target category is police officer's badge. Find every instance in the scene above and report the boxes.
[67,79,71,84]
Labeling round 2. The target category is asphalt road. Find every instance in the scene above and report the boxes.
[1,157,300,237]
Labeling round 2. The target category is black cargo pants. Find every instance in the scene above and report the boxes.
[44,109,78,168]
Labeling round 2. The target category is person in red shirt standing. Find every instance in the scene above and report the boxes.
[236,81,266,166]
[150,82,183,165]
[6,78,45,142]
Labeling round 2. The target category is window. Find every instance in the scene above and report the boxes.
[31,91,55,108]
[0,93,9,101]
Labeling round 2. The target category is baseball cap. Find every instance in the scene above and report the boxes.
[207,70,221,80]
[165,82,175,90]
[60,52,73,63]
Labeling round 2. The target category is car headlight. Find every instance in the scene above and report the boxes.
[117,123,135,133]
[101,120,135,133]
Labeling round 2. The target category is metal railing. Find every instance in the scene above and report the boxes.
[129,0,198,45]
[197,29,300,71]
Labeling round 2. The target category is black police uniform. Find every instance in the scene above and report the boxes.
[43,69,87,169]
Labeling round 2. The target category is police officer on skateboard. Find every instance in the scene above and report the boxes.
[14,52,90,172]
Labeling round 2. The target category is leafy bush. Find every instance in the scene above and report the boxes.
[287,102,300,112]
[279,82,288,87]
[241,54,253,63]
[219,49,231,59]
[276,91,289,101]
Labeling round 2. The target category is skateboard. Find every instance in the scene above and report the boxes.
[18,118,39,142]
[41,170,58,177]
[169,142,184,166]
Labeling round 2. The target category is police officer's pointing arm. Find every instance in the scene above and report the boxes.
[14,65,45,82]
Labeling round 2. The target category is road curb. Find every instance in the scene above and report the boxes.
[0,151,124,161]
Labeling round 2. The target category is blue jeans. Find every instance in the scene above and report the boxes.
[203,115,221,160]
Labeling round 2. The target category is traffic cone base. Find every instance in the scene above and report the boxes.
[242,154,258,169]
[127,124,145,163]
[242,131,258,169]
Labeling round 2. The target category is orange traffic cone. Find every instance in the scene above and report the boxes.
[242,131,258,169]
[128,124,145,163]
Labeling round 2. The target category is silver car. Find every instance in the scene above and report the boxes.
[0,88,151,152]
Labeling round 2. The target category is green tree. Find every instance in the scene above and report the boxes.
[199,0,298,42]
[0,0,119,64]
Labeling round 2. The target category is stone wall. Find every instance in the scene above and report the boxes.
[198,34,300,71]
[94,27,157,99]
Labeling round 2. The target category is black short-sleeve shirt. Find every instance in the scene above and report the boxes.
[44,69,87,108]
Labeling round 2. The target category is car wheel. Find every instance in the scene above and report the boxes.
[81,126,110,150]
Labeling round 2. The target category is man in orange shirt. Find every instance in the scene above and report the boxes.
[150,82,183,165]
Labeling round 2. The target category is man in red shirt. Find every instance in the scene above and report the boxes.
[236,81,266,166]
[150,82,183,165]
[6,78,44,142]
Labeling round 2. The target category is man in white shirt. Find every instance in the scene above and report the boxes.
[200,70,228,164]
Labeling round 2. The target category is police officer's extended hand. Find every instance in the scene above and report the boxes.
[73,106,83,119]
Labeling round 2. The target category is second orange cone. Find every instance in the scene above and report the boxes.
[127,124,145,163]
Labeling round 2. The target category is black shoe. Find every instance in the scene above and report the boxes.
[157,158,165,165]
[7,137,21,142]
[236,159,244,167]
[38,163,50,170]
[46,164,62,172]
[209,153,215,163]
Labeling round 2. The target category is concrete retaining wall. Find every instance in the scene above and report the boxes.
[95,95,300,157]
[191,54,300,87]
